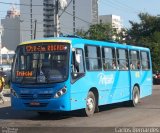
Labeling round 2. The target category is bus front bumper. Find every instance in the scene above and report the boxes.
[11,95,70,112]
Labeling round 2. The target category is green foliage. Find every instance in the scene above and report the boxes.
[76,23,117,41]
[123,13,160,71]
[76,13,160,71]
[149,43,160,71]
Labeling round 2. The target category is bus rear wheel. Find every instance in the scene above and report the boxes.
[130,86,140,107]
[85,91,96,117]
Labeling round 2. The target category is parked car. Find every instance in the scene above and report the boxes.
[153,71,160,84]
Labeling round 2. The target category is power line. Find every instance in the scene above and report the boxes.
[0,2,92,25]
[64,10,92,25]
[108,0,139,14]
[115,0,140,13]
[1,12,91,29]
[0,17,44,24]
[61,25,83,32]
[59,0,72,17]
[99,0,139,14]
[0,27,43,32]
[99,1,125,14]
[0,11,43,16]
[0,2,44,7]
[0,1,93,34]
[61,23,89,31]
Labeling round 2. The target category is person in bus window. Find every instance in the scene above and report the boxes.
[130,63,135,70]
[122,62,128,70]
[103,62,107,70]
[112,61,116,69]
[137,61,141,69]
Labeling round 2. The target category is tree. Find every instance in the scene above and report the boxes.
[77,13,160,71]
[124,13,160,71]
[76,23,117,41]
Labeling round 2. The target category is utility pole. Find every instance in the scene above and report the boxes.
[54,0,67,37]
[34,19,37,39]
[0,25,3,65]
[54,0,60,37]
[73,0,76,35]
[30,0,33,39]
[20,20,24,42]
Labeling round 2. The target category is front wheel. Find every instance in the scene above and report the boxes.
[85,91,96,117]
[130,86,140,107]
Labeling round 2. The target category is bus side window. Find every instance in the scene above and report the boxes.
[141,51,150,70]
[117,49,128,70]
[130,50,140,70]
[102,47,116,70]
[72,49,85,74]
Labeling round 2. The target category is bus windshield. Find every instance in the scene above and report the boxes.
[12,42,70,84]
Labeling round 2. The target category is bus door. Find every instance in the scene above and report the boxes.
[112,48,130,102]
[139,51,152,97]
[70,48,86,110]
[129,50,141,97]
[102,47,130,103]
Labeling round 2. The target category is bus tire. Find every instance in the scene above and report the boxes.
[130,86,140,107]
[85,91,96,117]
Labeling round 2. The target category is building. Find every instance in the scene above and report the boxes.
[0,47,15,64]
[1,6,20,51]
[0,25,15,64]
[20,0,99,41]
[99,15,122,32]
[0,25,3,47]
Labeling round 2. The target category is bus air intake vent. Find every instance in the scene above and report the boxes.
[20,94,52,100]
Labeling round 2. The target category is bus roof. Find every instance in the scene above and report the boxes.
[20,37,71,45]
[19,37,150,51]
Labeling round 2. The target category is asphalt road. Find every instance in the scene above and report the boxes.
[0,85,160,132]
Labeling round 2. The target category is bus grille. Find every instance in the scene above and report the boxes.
[20,94,53,100]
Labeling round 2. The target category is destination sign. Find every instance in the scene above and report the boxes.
[16,71,33,77]
[25,44,67,53]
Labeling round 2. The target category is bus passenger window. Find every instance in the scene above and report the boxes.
[85,45,102,71]
[130,50,140,70]
[117,49,128,70]
[102,47,116,71]
[141,51,150,70]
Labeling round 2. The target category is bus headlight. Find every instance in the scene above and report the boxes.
[11,88,19,98]
[54,86,67,98]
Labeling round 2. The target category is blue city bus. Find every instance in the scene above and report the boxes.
[11,37,152,116]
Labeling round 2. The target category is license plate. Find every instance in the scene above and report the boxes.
[30,102,40,106]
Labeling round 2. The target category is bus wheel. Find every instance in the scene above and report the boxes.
[85,91,96,117]
[131,86,140,107]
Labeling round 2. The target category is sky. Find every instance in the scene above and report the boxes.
[1,0,160,28]
[98,0,160,28]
